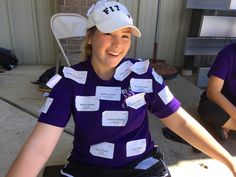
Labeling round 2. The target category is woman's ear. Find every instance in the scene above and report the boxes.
[87,32,93,45]
[87,37,92,45]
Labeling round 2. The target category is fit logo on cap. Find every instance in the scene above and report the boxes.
[102,5,131,19]
[103,5,120,15]
[87,0,141,37]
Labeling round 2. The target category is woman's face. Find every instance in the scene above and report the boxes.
[89,27,131,71]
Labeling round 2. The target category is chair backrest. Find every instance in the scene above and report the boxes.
[50,13,88,66]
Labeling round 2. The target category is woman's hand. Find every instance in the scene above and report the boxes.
[161,107,236,177]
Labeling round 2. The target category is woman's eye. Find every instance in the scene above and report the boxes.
[122,35,130,39]
[104,33,111,36]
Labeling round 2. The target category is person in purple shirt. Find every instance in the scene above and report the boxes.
[198,43,236,140]
[6,1,236,177]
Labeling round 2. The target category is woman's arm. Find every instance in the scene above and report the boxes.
[207,76,236,119]
[161,107,236,176]
[6,122,64,177]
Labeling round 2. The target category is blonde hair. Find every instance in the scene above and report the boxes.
[81,27,97,60]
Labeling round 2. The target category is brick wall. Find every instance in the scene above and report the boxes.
[58,0,97,17]
[56,0,97,61]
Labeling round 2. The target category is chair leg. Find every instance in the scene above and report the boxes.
[55,54,61,74]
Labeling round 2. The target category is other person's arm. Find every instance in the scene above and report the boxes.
[207,76,236,119]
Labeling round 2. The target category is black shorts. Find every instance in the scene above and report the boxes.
[198,95,230,127]
[60,147,171,177]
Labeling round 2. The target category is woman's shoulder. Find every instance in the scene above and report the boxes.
[70,60,89,71]
[122,57,144,64]
[60,60,90,86]
[120,57,162,81]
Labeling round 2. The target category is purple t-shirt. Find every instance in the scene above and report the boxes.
[208,43,236,106]
[39,58,180,168]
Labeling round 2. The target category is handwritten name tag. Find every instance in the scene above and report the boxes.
[75,96,99,111]
[114,60,133,81]
[125,93,146,109]
[102,111,128,126]
[63,67,87,84]
[41,97,53,113]
[126,139,146,157]
[90,142,115,159]
[96,86,121,101]
[130,78,153,93]
[130,59,149,75]
[152,69,163,85]
[158,86,174,105]
[46,74,62,89]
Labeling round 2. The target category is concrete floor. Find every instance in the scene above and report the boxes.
[0,65,235,177]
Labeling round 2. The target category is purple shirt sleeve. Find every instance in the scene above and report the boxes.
[145,69,181,118]
[38,78,73,127]
[208,46,230,80]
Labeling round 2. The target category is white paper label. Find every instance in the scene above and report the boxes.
[46,74,62,89]
[75,96,99,111]
[158,86,174,105]
[125,93,146,109]
[134,157,159,170]
[90,142,115,159]
[41,97,53,113]
[114,60,133,81]
[130,78,153,93]
[102,111,128,126]
[126,139,146,157]
[130,59,149,75]
[152,69,163,85]
[96,86,121,101]
[63,67,87,84]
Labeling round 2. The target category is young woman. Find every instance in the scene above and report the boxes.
[6,1,236,177]
[198,43,236,140]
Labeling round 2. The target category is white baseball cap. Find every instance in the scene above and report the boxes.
[87,0,141,37]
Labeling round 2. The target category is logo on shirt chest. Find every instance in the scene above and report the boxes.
[121,87,135,108]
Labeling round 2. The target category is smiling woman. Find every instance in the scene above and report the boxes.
[5,1,236,177]
[89,29,131,80]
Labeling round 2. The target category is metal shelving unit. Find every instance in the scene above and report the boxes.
[183,0,236,87]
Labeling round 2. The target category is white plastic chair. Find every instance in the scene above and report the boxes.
[50,13,87,73]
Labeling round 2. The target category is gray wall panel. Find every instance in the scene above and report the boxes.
[0,0,56,64]
[186,0,231,10]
